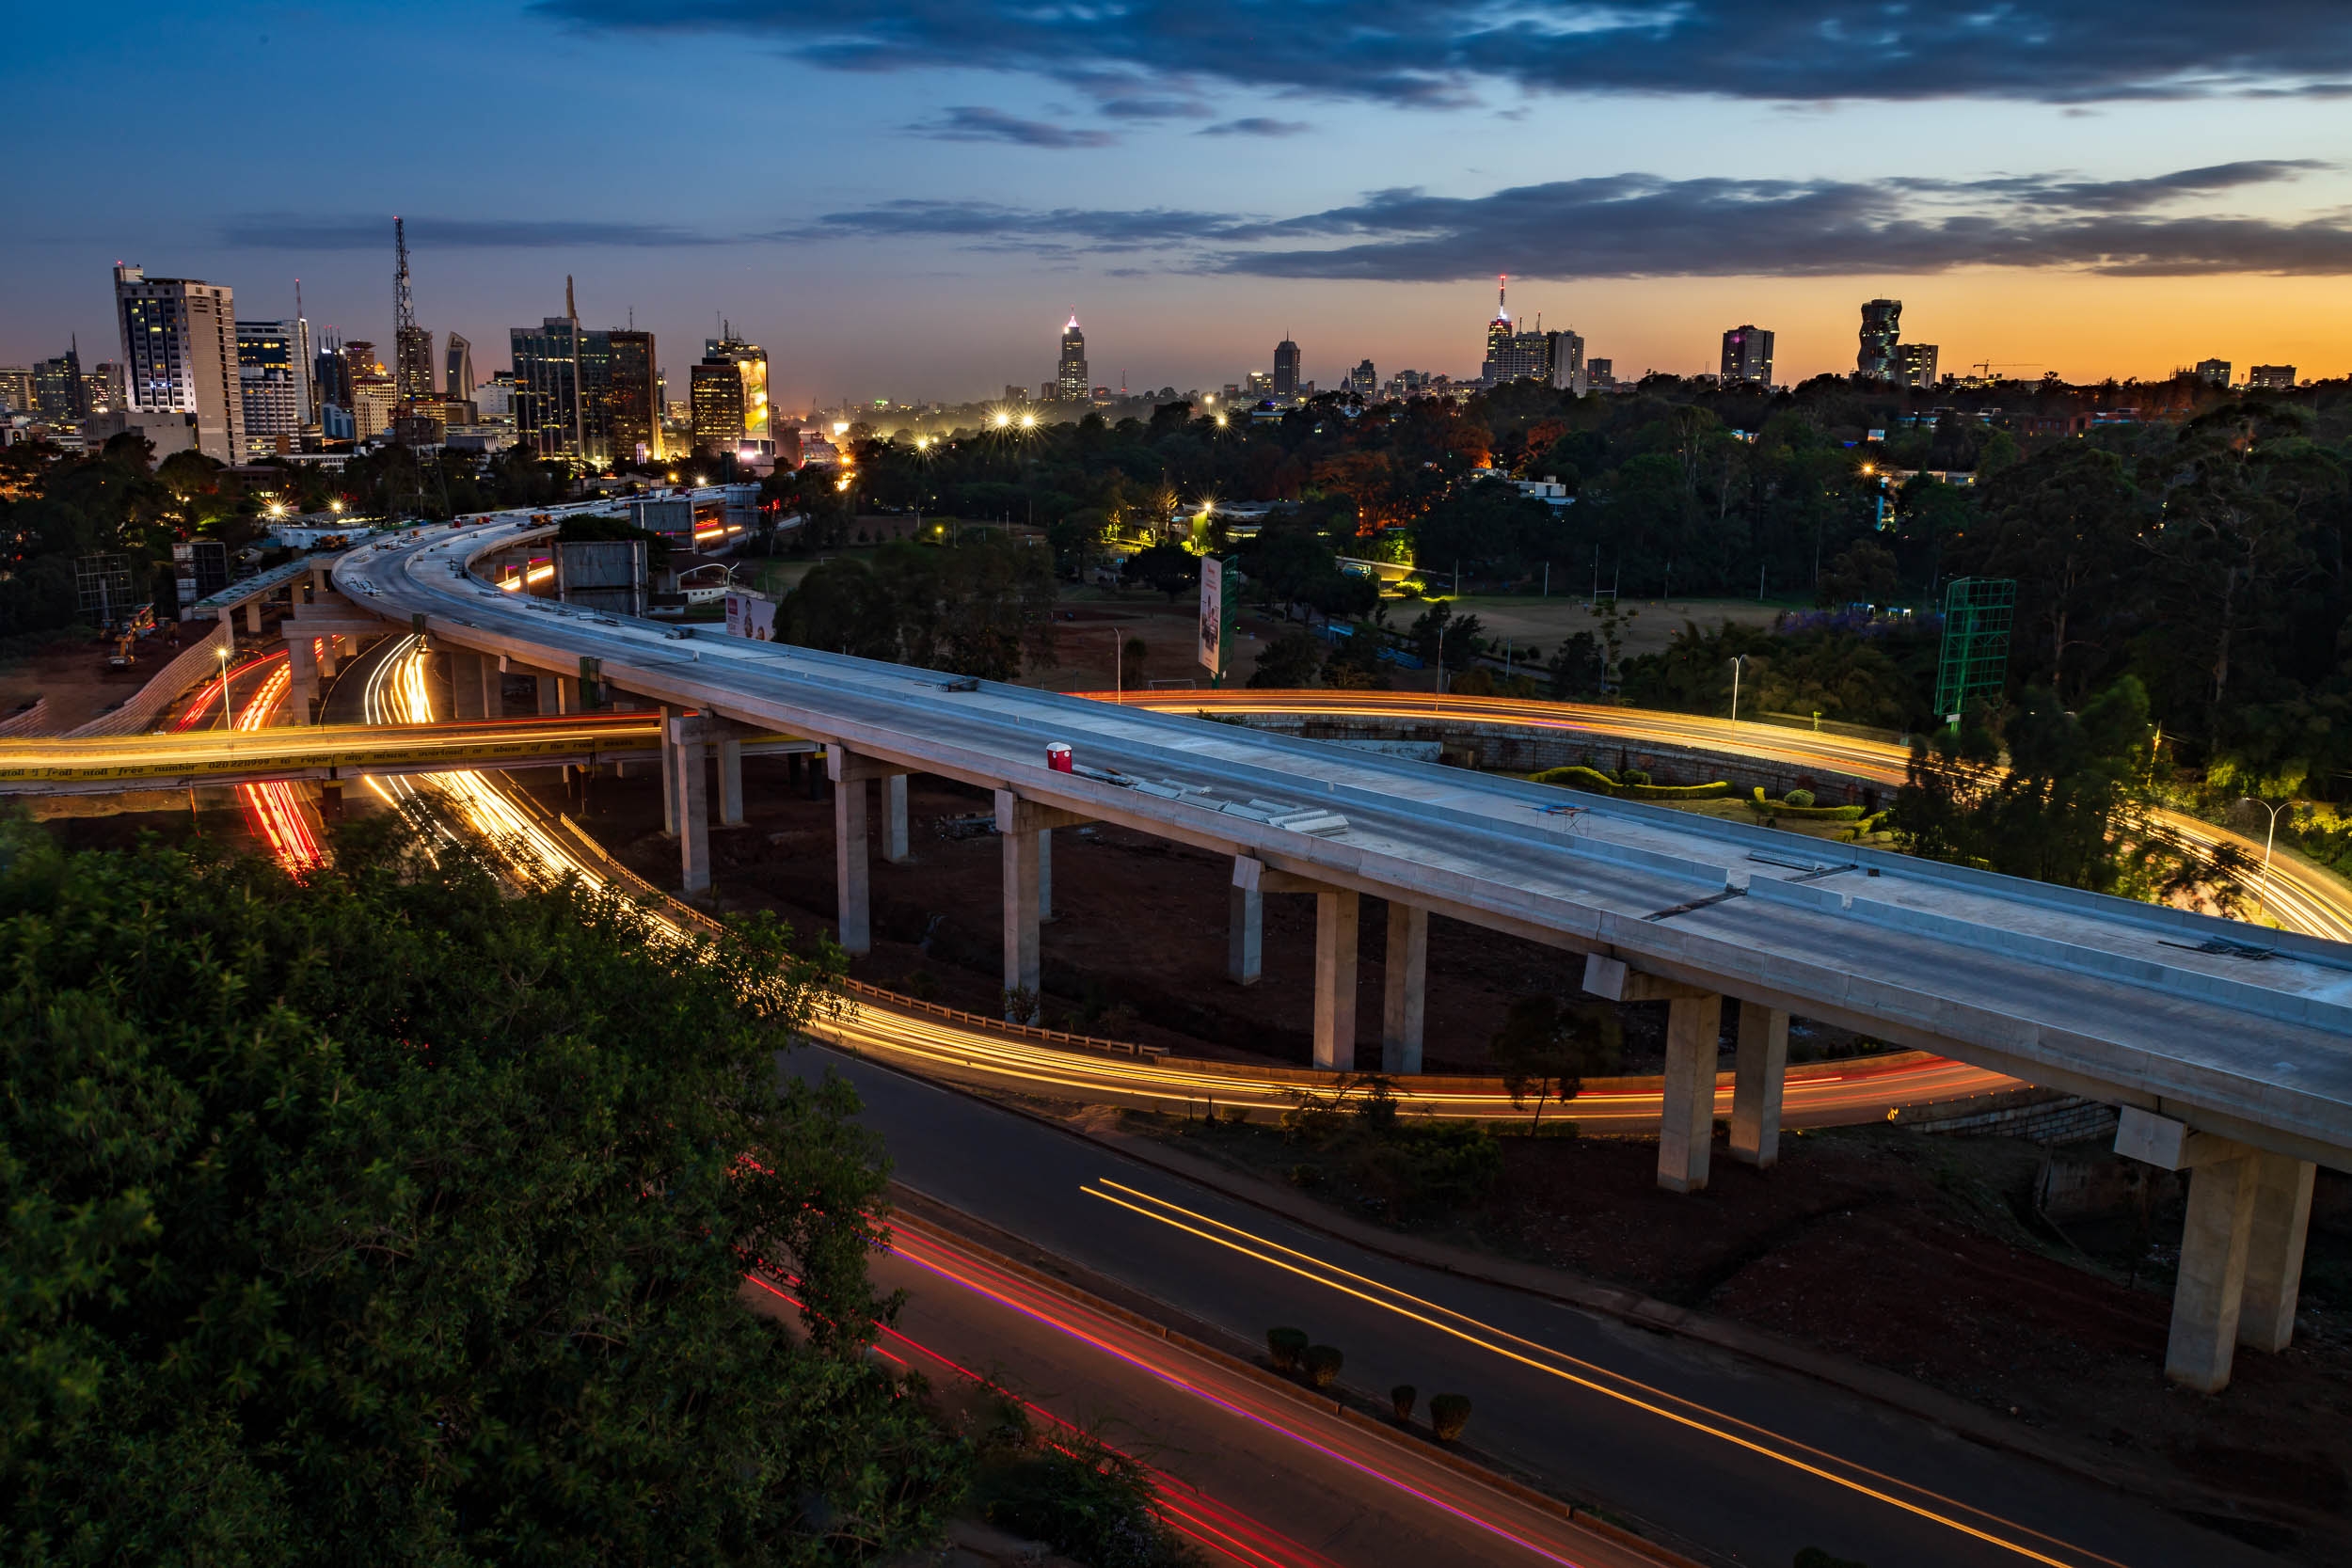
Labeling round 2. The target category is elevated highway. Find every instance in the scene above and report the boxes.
[326,509,2352,1390]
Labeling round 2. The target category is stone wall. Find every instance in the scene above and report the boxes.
[1889,1085,2121,1146]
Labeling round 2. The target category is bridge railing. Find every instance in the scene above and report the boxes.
[65,623,232,737]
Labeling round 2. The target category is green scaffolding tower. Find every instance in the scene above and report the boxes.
[1933,577,2015,724]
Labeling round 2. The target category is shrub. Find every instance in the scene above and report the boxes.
[1287,1162,1323,1188]
[1391,1385,1418,1423]
[1785,787,1816,808]
[1266,1327,1309,1372]
[1621,779,1731,800]
[1302,1344,1345,1389]
[1428,1393,1473,1441]
[1619,767,1651,785]
[1532,764,1618,795]
[980,1433,1192,1568]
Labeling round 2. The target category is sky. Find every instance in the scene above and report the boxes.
[7,2,2352,413]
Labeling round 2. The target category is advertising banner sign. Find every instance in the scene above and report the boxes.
[1197,556,1226,679]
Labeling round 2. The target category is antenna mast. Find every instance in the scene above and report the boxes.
[392,216,420,405]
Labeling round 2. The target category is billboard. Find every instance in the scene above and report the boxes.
[1197,555,1228,679]
[724,590,778,641]
[740,356,770,445]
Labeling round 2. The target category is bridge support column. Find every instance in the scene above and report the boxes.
[669,713,711,895]
[830,747,913,957]
[1583,955,1721,1193]
[718,733,744,826]
[1228,882,1263,986]
[1038,829,1054,923]
[479,656,503,719]
[449,651,485,720]
[2241,1152,2316,1354]
[2170,1152,2257,1393]
[244,599,263,634]
[535,673,560,716]
[317,639,339,679]
[556,675,580,714]
[1729,1003,1789,1169]
[882,773,910,863]
[659,705,681,836]
[1380,901,1428,1075]
[1313,890,1361,1071]
[287,634,320,723]
[996,793,1087,1022]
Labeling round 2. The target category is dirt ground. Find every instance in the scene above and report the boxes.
[0,621,220,732]
[1137,1110,2352,1556]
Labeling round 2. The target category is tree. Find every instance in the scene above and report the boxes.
[1248,629,1324,689]
[1122,539,1198,602]
[0,814,961,1562]
[1487,996,1620,1133]
[1548,632,1607,700]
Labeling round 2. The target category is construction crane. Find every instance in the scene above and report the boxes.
[1967,360,2041,380]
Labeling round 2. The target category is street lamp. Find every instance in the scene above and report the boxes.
[2239,797,2288,921]
[215,644,236,732]
[1729,654,1747,722]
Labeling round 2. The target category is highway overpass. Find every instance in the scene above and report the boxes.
[328,507,2352,1394]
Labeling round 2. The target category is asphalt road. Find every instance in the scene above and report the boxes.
[792,1045,2277,1568]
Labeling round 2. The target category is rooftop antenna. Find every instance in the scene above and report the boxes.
[1499,273,1507,320]
[393,215,419,405]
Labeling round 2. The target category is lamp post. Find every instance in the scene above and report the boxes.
[1729,654,1747,723]
[215,644,236,732]
[2240,797,2287,922]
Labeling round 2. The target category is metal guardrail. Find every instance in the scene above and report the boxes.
[835,976,1168,1059]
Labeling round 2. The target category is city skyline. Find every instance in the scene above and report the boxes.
[7,4,2352,403]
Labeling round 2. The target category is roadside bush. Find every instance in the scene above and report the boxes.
[1302,1345,1345,1389]
[1531,765,1729,800]
[1428,1394,1473,1441]
[1532,764,1617,795]
[1748,785,1867,821]
[1267,1327,1309,1372]
[979,1431,1191,1568]
[1785,787,1816,808]
[1391,1385,1418,1422]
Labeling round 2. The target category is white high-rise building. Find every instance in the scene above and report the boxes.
[236,319,310,457]
[115,264,243,463]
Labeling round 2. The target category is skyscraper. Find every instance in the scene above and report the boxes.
[1056,314,1089,402]
[444,334,475,406]
[313,335,354,423]
[236,319,309,457]
[0,368,33,414]
[513,318,596,460]
[697,332,770,453]
[396,325,437,403]
[1858,298,1901,380]
[607,329,660,463]
[33,342,84,419]
[1720,325,1774,386]
[83,361,123,417]
[1547,329,1587,395]
[1272,336,1301,399]
[115,264,242,462]
[1895,342,1938,389]
[1481,276,1513,382]
[689,363,745,454]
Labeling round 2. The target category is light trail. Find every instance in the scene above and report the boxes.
[1100,690,2352,944]
[1082,1180,2130,1568]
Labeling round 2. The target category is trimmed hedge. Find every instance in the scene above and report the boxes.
[1531,766,1731,801]
[1748,786,1867,821]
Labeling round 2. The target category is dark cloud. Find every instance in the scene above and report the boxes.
[1199,117,1310,137]
[221,214,727,249]
[1098,96,1213,119]
[906,106,1115,148]
[772,199,1235,252]
[533,1,2352,106]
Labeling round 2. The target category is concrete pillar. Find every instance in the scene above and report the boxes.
[317,639,340,679]
[1228,883,1263,987]
[479,656,503,719]
[287,634,321,723]
[2240,1152,2316,1354]
[556,675,581,714]
[1657,993,1724,1195]
[670,714,710,895]
[882,773,910,863]
[217,606,235,634]
[1038,829,1054,924]
[659,705,680,837]
[450,650,485,720]
[1729,1003,1789,1169]
[535,673,560,715]
[2168,1152,2258,1393]
[718,734,744,826]
[244,598,263,634]
[834,752,872,956]
[1312,889,1359,1071]
[1380,901,1428,1075]
[1001,813,1041,1017]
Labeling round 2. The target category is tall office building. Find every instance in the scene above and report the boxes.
[352,373,397,439]
[1345,359,1376,397]
[115,265,242,462]
[1056,314,1089,402]
[312,335,353,420]
[444,334,474,407]
[510,279,619,463]
[475,371,515,420]
[2194,358,2232,388]
[0,367,32,414]
[1481,277,1514,381]
[1547,329,1587,395]
[1272,336,1301,399]
[83,361,123,416]
[1720,325,1774,386]
[1488,327,1555,385]
[1895,342,1939,389]
[2249,364,2297,390]
[396,325,437,404]
[1858,298,1901,379]
[607,329,660,463]
[689,363,746,453]
[33,343,85,419]
[694,332,769,453]
[343,339,381,377]
[236,319,310,456]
